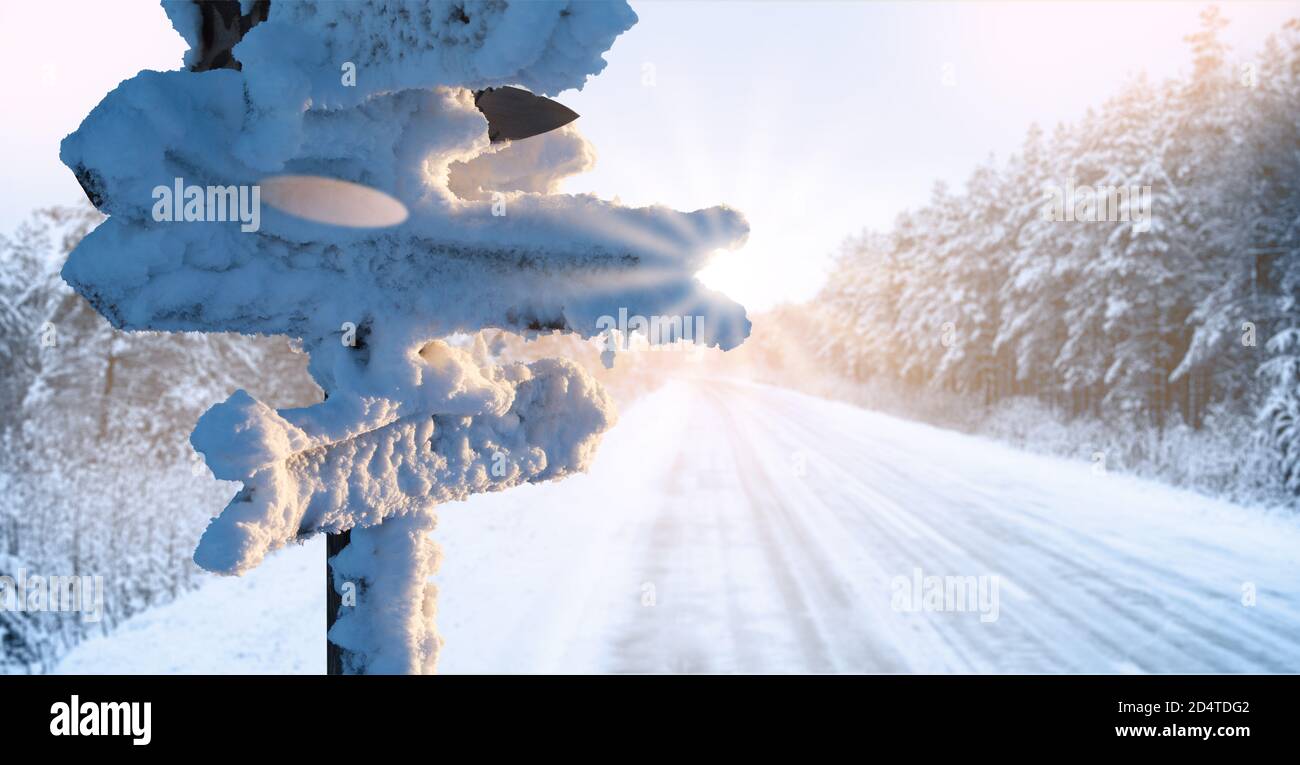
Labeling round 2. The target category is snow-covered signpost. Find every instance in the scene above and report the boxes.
[59,0,748,673]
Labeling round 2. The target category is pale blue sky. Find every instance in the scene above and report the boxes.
[3,1,1297,308]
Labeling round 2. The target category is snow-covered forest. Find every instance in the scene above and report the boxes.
[743,10,1300,506]
[0,204,322,670]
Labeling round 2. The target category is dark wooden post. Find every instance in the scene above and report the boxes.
[326,529,350,675]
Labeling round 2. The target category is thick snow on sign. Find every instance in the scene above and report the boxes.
[190,344,613,576]
[58,1,749,672]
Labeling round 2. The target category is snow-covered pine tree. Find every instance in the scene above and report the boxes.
[1256,19,1300,495]
[945,159,1012,404]
[995,123,1070,407]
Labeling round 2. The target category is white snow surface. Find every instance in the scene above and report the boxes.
[57,381,1300,673]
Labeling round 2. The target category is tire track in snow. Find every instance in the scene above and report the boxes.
[714,380,1300,672]
[708,386,953,672]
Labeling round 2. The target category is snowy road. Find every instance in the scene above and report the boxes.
[59,379,1300,673]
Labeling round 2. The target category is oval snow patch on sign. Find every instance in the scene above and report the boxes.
[260,175,409,228]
